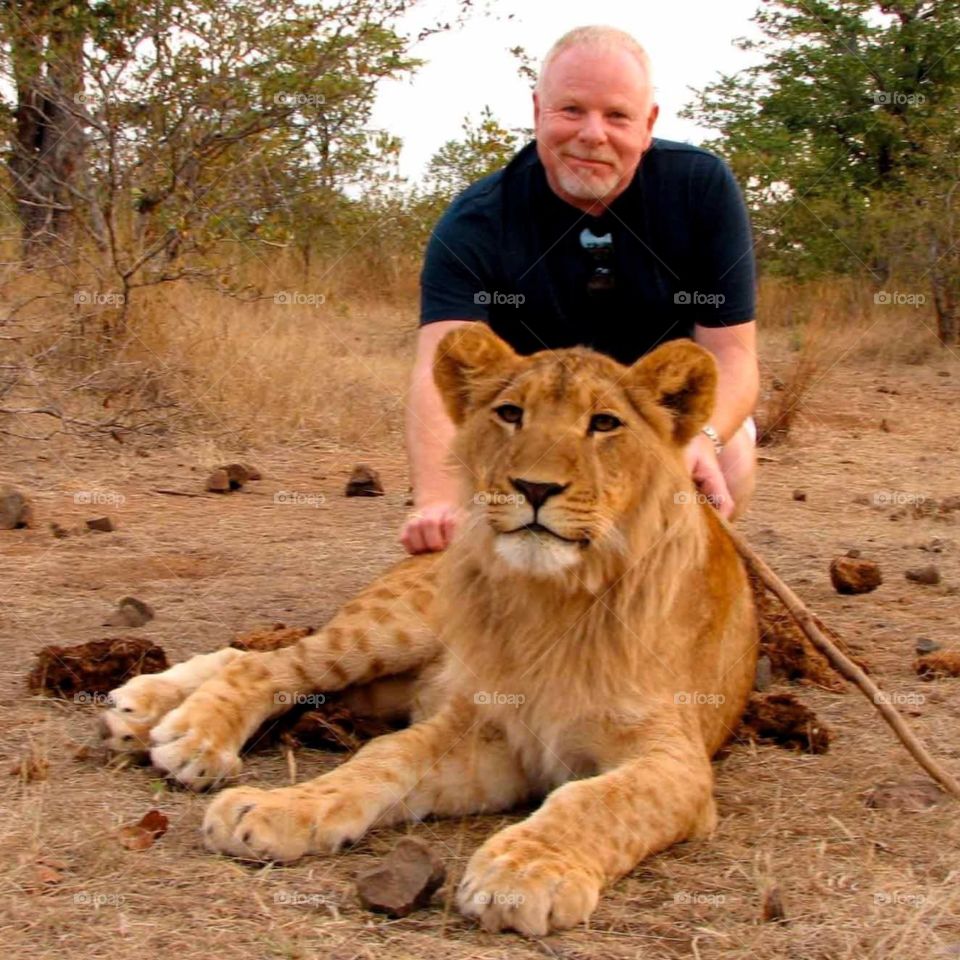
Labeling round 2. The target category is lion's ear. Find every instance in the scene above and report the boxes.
[433,324,519,425]
[626,340,718,445]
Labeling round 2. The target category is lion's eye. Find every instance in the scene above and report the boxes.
[589,413,622,434]
[495,404,523,425]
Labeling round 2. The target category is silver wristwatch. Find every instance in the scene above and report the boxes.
[701,424,724,455]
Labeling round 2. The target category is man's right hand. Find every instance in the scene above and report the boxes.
[400,502,462,554]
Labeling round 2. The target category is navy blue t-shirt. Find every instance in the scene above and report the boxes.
[420,139,755,366]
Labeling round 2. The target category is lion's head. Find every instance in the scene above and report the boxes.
[434,324,718,584]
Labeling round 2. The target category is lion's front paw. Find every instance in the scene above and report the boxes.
[458,831,601,936]
[202,783,368,862]
[149,699,244,790]
[99,674,186,754]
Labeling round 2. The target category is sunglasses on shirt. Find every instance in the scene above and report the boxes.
[580,227,615,295]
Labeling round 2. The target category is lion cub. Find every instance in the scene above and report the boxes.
[101,326,757,935]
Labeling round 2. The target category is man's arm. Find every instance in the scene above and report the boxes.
[400,319,472,554]
[684,321,759,518]
[693,321,758,441]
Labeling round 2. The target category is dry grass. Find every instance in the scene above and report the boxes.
[2,262,960,959]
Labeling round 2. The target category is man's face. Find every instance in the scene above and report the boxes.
[533,44,659,213]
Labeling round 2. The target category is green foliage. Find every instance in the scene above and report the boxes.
[684,0,960,281]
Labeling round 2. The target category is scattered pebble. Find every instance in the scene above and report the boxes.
[103,596,155,628]
[345,464,384,498]
[829,556,882,595]
[0,488,33,529]
[865,778,943,812]
[905,565,941,585]
[86,516,114,533]
[356,837,445,917]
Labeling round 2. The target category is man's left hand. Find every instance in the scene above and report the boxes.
[683,433,734,519]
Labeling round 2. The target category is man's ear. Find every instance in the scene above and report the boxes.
[626,339,718,445]
[433,324,519,425]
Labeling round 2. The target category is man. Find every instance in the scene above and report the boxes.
[401,25,759,555]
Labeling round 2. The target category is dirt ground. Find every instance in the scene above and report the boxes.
[2,343,959,960]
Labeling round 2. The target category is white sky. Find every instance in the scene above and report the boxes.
[370,0,765,185]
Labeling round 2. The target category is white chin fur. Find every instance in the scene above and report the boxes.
[493,531,583,577]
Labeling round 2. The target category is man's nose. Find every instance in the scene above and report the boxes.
[577,111,607,144]
[510,478,568,510]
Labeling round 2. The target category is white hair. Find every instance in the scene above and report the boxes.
[535,26,654,95]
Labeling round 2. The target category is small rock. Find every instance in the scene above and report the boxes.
[86,516,114,533]
[937,370,950,377]
[771,377,785,391]
[880,418,892,433]
[223,463,252,488]
[345,465,384,498]
[915,637,942,655]
[919,538,946,553]
[877,384,900,394]
[865,777,944,812]
[761,885,787,923]
[845,548,862,559]
[206,469,231,493]
[792,490,807,502]
[852,494,871,506]
[829,556,882,595]
[754,655,773,692]
[905,565,940,585]
[356,837,445,917]
[50,522,69,539]
[940,496,960,514]
[104,596,155,628]
[0,488,33,529]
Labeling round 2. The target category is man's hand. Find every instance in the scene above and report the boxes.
[400,502,462,554]
[683,433,734,520]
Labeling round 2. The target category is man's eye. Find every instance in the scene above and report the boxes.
[589,413,622,433]
[495,404,523,425]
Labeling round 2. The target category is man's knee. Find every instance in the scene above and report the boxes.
[719,417,756,520]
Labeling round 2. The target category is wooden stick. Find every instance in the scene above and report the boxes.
[720,516,960,801]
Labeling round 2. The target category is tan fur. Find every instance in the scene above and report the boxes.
[101,327,757,936]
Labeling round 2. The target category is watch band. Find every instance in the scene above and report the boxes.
[701,424,724,455]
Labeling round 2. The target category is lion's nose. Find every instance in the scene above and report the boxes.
[509,478,568,510]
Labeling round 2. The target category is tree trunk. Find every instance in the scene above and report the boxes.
[6,0,88,260]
